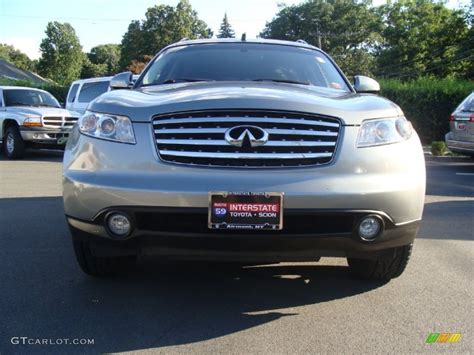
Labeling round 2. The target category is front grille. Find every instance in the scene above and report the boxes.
[43,116,77,128]
[152,110,341,168]
[132,209,356,235]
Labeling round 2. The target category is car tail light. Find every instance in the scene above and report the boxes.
[470,113,474,122]
[449,114,455,122]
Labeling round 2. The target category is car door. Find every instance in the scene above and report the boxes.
[66,83,80,112]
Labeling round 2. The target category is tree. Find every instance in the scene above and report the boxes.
[120,0,212,70]
[127,55,153,74]
[375,0,471,79]
[88,44,121,75]
[0,44,35,71]
[217,13,235,38]
[37,22,83,84]
[80,57,107,79]
[260,0,382,77]
[459,5,474,79]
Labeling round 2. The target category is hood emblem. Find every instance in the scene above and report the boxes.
[225,125,269,148]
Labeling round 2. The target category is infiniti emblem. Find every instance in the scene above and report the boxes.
[225,125,269,148]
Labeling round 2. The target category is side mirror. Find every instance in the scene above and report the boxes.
[110,71,133,90]
[353,75,380,94]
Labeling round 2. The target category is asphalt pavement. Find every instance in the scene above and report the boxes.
[0,150,472,354]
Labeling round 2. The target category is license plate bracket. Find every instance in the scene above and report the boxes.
[208,192,283,230]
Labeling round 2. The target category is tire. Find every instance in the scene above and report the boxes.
[71,232,136,277]
[347,244,413,281]
[3,126,25,159]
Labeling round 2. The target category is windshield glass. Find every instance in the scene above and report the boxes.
[3,89,60,108]
[457,93,474,112]
[139,43,350,91]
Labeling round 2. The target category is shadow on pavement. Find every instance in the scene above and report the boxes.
[0,149,63,162]
[419,200,474,241]
[425,157,474,198]
[0,196,387,353]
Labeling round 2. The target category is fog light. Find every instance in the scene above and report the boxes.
[106,213,131,237]
[358,216,383,241]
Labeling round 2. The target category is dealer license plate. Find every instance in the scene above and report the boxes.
[208,192,283,230]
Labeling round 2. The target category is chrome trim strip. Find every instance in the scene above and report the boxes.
[155,128,337,137]
[156,139,336,147]
[153,116,340,128]
[160,150,333,159]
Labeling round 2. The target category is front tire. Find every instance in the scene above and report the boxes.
[4,126,25,159]
[347,244,413,281]
[71,230,136,277]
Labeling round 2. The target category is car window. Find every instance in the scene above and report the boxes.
[457,93,474,112]
[140,43,350,91]
[67,84,80,103]
[78,81,110,103]
[3,89,60,108]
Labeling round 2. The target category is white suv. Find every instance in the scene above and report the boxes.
[66,77,112,115]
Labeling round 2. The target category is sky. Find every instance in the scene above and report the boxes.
[0,0,471,59]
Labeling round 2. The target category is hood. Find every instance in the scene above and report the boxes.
[90,82,402,125]
[7,106,80,117]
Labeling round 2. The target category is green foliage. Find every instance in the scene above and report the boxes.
[260,0,382,77]
[217,13,235,38]
[431,141,447,156]
[120,0,212,70]
[380,78,474,143]
[37,22,83,85]
[375,1,471,79]
[80,57,108,79]
[0,78,69,104]
[0,43,35,71]
[88,44,121,76]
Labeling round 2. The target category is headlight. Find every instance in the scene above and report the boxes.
[78,111,136,144]
[357,117,412,148]
[23,116,42,127]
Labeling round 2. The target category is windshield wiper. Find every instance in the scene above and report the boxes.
[6,102,32,106]
[158,78,214,85]
[34,103,59,108]
[252,78,310,85]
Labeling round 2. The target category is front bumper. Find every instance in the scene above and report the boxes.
[63,123,425,259]
[63,124,426,223]
[20,126,71,144]
[68,208,420,260]
[445,132,474,155]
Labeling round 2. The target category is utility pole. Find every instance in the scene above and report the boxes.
[315,19,322,49]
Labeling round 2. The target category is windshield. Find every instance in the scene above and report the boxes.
[456,93,474,112]
[3,89,60,108]
[139,43,351,91]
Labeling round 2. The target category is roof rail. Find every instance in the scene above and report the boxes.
[296,39,308,44]
[179,37,189,42]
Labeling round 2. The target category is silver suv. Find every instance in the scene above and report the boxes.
[63,39,426,280]
[445,92,474,156]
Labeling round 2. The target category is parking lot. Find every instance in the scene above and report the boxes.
[0,151,473,354]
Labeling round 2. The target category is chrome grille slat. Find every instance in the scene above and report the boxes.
[155,128,338,137]
[152,110,340,168]
[156,139,336,147]
[154,116,340,128]
[161,151,333,159]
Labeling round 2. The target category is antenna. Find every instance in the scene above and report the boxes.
[241,33,247,41]
[179,37,189,42]
[296,39,308,45]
